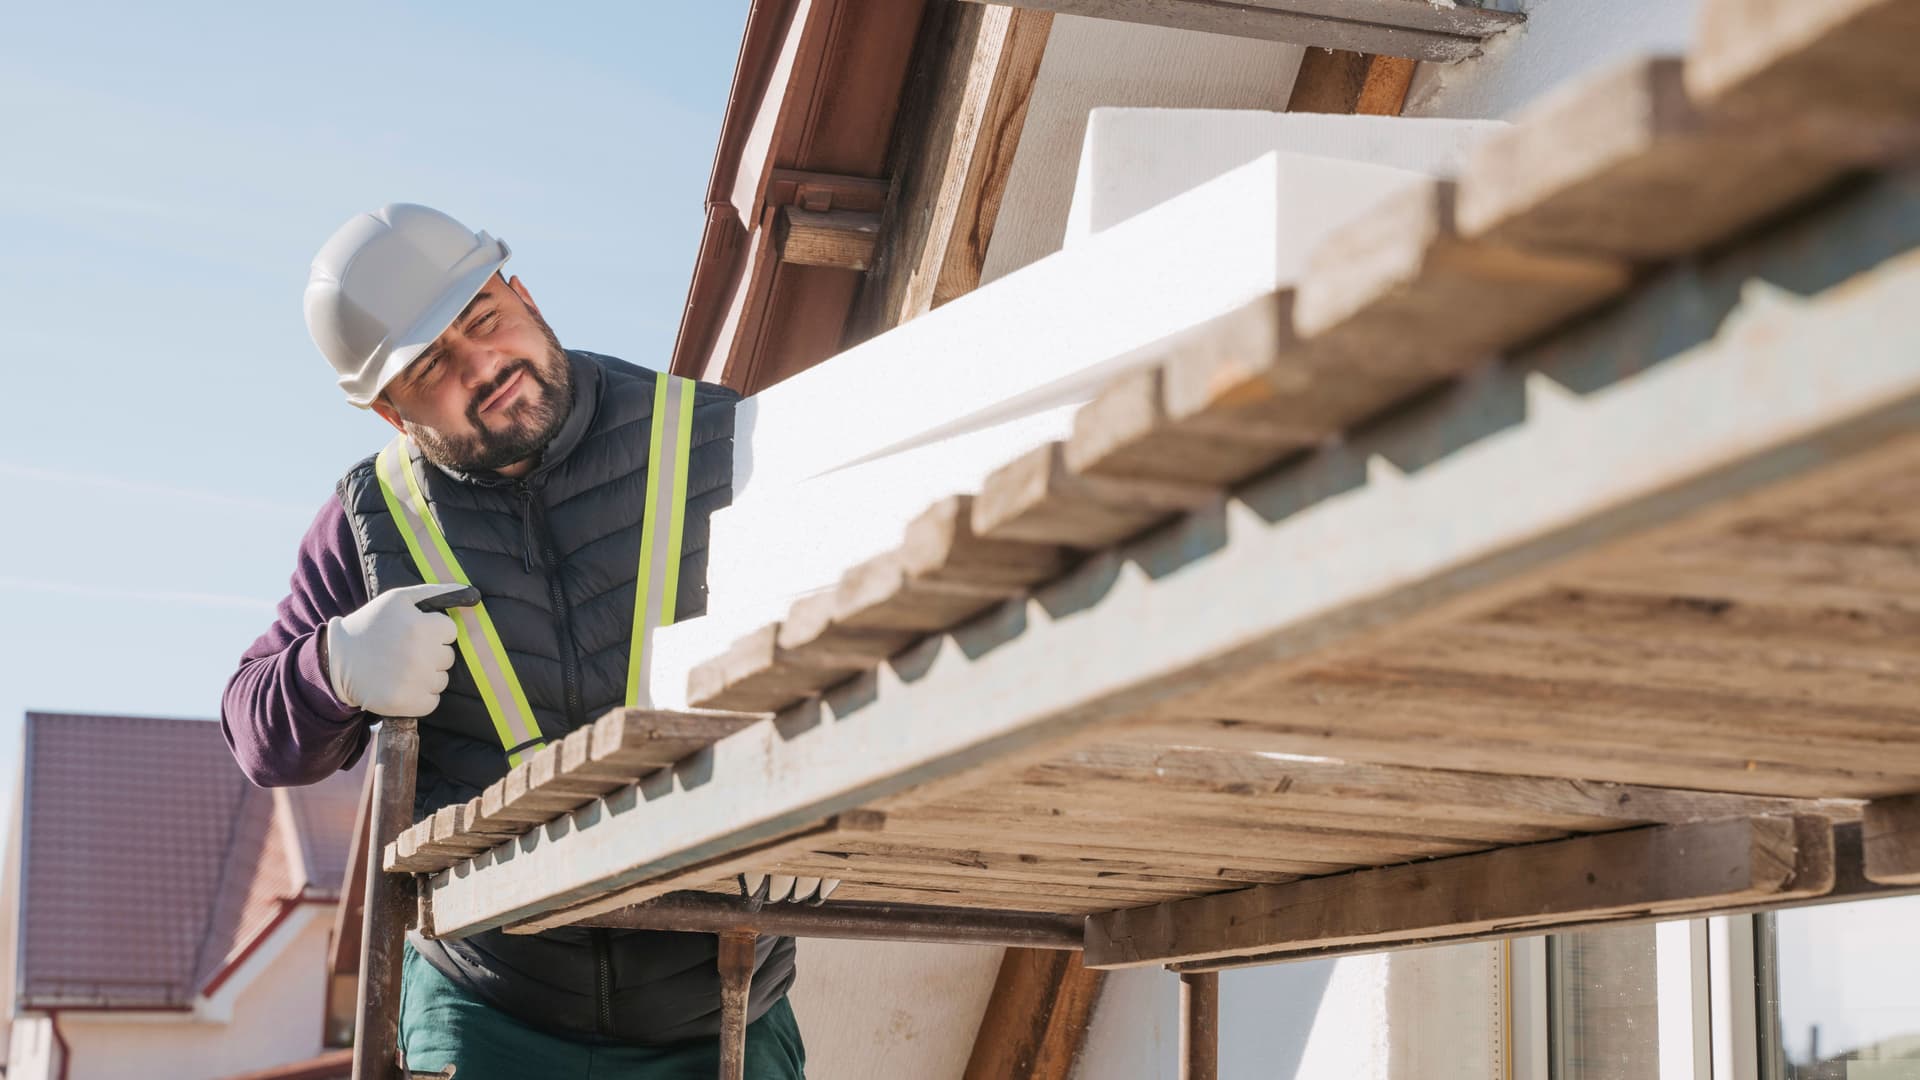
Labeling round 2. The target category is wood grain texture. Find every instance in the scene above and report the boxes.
[1296,176,1631,375]
[1688,0,1920,126]
[963,949,1105,1080]
[972,441,1218,548]
[1083,816,1835,968]
[1065,366,1294,488]
[1287,49,1414,116]
[387,710,759,873]
[1456,56,1856,260]
[354,719,418,1080]
[778,207,880,271]
[1862,793,1920,884]
[688,623,866,713]
[498,814,884,935]
[775,588,920,668]
[852,4,1052,339]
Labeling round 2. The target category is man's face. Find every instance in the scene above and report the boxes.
[373,275,573,475]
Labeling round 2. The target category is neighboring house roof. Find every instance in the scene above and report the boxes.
[12,712,362,1011]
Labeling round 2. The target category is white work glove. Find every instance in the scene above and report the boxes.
[324,583,469,717]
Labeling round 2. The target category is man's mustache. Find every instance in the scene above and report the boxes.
[467,359,541,421]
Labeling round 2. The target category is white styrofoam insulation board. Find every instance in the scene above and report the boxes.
[648,131,1509,707]
[647,117,1507,708]
[1065,110,1506,242]
[978,14,1307,286]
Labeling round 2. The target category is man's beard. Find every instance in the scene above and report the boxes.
[408,323,573,474]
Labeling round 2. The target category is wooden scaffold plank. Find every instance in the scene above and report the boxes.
[422,177,1920,940]
[1082,815,1836,970]
[1862,792,1920,884]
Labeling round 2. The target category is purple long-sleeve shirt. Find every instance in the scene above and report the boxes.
[222,495,371,787]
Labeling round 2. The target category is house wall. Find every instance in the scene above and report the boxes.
[787,939,1005,1079]
[1073,947,1498,1080]
[8,1016,57,1080]
[22,911,330,1080]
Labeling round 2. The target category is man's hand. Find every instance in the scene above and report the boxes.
[324,583,474,717]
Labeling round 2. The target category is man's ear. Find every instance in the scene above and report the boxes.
[371,399,407,435]
[507,275,541,318]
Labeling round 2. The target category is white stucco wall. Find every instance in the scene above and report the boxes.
[787,939,1004,1079]
[22,910,331,1080]
[1072,946,1499,1080]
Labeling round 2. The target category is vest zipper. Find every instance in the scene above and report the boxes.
[593,928,614,1036]
[515,480,586,731]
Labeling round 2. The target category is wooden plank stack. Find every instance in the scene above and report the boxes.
[394,0,1920,959]
[384,710,756,874]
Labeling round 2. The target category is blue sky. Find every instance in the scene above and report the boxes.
[0,2,750,814]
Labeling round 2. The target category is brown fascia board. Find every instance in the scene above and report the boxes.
[670,0,929,388]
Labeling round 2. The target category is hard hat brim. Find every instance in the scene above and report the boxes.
[344,237,511,408]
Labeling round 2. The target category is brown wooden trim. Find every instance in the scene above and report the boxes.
[1176,822,1920,973]
[1287,49,1415,116]
[778,207,881,271]
[962,948,1106,1080]
[670,0,930,385]
[849,4,1053,344]
[1863,792,1920,884]
[1085,815,1836,970]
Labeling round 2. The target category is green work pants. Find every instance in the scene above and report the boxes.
[397,944,807,1079]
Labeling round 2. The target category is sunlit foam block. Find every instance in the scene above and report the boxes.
[651,145,1476,706]
[1064,108,1508,244]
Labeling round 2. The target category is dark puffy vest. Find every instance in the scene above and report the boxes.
[337,351,795,1045]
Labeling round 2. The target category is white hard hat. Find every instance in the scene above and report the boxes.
[304,203,511,408]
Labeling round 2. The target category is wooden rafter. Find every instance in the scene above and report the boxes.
[1286,48,1417,116]
[1083,815,1837,970]
[962,949,1106,1080]
[849,3,1054,342]
[777,207,881,271]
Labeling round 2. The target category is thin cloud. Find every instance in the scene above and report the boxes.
[0,462,315,519]
[0,576,276,613]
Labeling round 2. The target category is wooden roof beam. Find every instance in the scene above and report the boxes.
[1169,822,1920,973]
[964,0,1522,64]
[778,207,881,272]
[1082,815,1836,970]
[850,3,1054,340]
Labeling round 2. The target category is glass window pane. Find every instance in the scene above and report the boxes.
[1551,924,1661,1079]
[1763,896,1920,1079]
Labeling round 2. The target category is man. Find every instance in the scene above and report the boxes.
[222,203,806,1078]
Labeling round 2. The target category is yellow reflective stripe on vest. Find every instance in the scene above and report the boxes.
[626,373,696,708]
[374,438,547,767]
